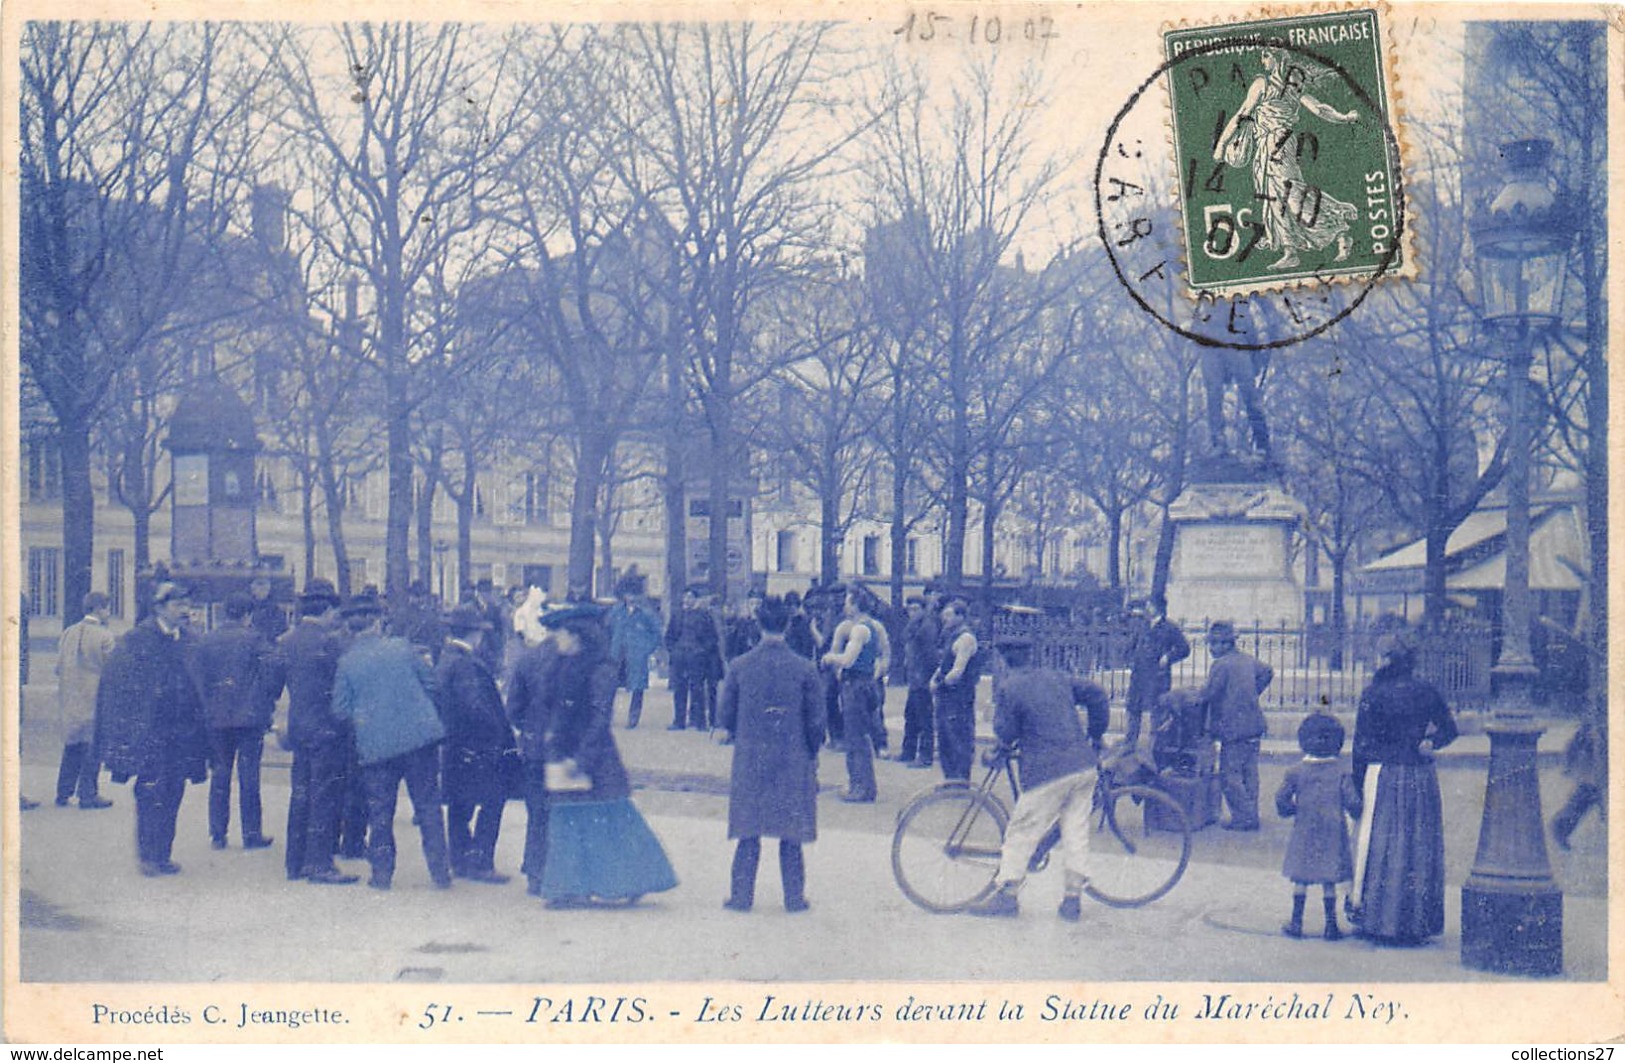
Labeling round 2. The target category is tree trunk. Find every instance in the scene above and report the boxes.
[889,480,908,608]
[315,447,351,597]
[980,497,999,610]
[385,391,413,599]
[663,443,688,606]
[457,447,476,595]
[59,421,95,627]
[707,414,732,601]
[1330,547,1348,672]
[821,488,841,586]
[568,429,612,597]
[415,430,443,589]
[888,367,910,610]
[663,342,689,608]
[1150,503,1176,608]
[300,459,317,589]
[1106,504,1124,593]
[598,501,615,600]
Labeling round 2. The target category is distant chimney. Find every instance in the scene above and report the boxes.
[251,185,289,251]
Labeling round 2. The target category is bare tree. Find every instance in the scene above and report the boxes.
[619,23,860,600]
[863,56,1076,590]
[254,22,532,595]
[753,269,884,585]
[498,26,671,595]
[20,23,258,622]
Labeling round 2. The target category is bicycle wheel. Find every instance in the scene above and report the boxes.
[891,786,1009,913]
[1082,783,1191,909]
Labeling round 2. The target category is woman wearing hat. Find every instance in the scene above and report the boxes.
[1349,631,1458,945]
[531,605,677,907]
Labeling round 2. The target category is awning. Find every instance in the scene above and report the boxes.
[1446,507,1587,591]
[1358,502,1587,592]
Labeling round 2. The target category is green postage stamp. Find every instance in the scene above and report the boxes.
[1164,8,1404,294]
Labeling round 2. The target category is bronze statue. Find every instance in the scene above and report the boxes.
[1201,348,1272,462]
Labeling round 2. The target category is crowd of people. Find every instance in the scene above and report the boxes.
[24,573,1604,944]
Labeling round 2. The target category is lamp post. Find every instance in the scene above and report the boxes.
[1461,138,1571,977]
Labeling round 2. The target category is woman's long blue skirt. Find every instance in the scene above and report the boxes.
[540,798,678,902]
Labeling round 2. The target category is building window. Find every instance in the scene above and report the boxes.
[26,439,61,502]
[27,548,59,617]
[775,530,796,573]
[905,537,919,576]
[107,549,126,618]
[862,534,881,577]
[473,481,488,520]
[524,470,549,524]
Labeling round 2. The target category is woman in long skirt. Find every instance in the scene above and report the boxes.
[533,605,677,908]
[1349,631,1458,945]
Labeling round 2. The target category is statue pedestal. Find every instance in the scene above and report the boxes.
[1165,478,1305,628]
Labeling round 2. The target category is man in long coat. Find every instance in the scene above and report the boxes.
[434,604,518,884]
[191,592,285,850]
[54,592,116,809]
[717,596,824,913]
[95,582,209,876]
[606,586,662,730]
[1122,597,1190,748]
[278,579,358,884]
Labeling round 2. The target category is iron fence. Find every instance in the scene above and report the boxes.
[986,614,1494,715]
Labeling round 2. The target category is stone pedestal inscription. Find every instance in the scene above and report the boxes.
[1166,482,1306,627]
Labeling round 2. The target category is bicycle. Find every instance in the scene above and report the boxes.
[891,744,1192,912]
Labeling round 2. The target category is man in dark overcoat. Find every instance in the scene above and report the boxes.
[1122,596,1190,748]
[434,604,518,884]
[665,587,721,730]
[717,596,824,913]
[95,582,210,876]
[277,579,358,884]
[191,592,285,850]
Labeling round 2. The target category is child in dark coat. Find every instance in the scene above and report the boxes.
[1275,712,1362,940]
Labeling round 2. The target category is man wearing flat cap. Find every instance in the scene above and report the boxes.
[1201,620,1274,831]
[277,580,359,884]
[332,591,452,891]
[435,603,519,884]
[965,635,1109,921]
[95,582,210,877]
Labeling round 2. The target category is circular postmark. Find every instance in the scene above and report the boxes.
[1094,33,1408,350]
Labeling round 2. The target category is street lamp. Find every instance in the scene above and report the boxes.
[1461,138,1572,977]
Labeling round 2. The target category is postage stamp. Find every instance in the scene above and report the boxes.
[1163,8,1404,295]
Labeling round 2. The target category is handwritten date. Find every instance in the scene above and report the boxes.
[894,11,1059,46]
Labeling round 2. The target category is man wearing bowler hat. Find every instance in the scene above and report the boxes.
[95,582,210,877]
[332,591,452,891]
[435,603,519,883]
[277,579,359,884]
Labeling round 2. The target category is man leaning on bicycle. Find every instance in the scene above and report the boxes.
[966,635,1110,922]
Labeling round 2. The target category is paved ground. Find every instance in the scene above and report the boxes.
[13,684,1609,985]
